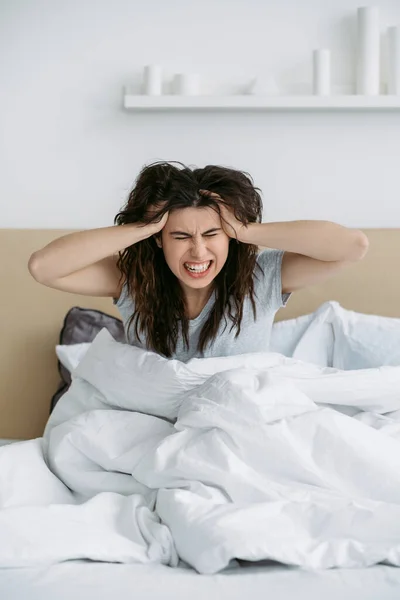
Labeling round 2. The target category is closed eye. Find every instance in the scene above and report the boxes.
[174,234,218,240]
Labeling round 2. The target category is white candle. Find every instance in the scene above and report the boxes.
[313,49,331,95]
[356,6,380,95]
[387,26,400,94]
[173,73,200,95]
[142,65,162,95]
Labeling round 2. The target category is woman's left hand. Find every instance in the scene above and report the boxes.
[198,189,248,242]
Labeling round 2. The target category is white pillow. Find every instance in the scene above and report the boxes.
[270,312,314,357]
[56,343,91,373]
[331,304,400,370]
[271,301,337,368]
[73,329,206,420]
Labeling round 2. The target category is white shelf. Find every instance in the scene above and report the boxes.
[123,94,400,111]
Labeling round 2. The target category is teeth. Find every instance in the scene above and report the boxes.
[184,261,211,272]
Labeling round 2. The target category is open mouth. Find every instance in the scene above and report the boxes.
[183,260,213,277]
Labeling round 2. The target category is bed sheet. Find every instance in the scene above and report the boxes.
[0,560,400,600]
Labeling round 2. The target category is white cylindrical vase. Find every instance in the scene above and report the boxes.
[173,73,200,95]
[313,49,331,95]
[356,6,380,95]
[387,26,400,94]
[142,65,162,95]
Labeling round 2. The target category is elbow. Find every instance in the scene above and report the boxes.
[351,230,370,261]
[28,252,49,284]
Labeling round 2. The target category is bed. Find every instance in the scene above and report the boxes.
[1,227,400,599]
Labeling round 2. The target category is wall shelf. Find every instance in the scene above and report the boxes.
[123,94,400,111]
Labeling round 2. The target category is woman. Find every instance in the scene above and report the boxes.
[28,160,369,361]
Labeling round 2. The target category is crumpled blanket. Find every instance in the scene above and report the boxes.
[2,327,400,574]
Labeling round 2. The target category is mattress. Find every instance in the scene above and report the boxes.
[0,560,399,600]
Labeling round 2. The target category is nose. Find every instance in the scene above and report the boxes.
[189,236,209,259]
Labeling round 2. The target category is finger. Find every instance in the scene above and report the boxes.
[199,189,222,200]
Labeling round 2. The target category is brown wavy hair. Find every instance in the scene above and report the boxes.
[114,160,264,358]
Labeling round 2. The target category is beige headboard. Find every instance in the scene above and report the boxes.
[1,228,399,441]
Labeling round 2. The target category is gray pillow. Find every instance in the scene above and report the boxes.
[50,307,125,413]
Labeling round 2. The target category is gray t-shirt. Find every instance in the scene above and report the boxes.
[113,249,291,362]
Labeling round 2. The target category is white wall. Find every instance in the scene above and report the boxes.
[1,0,400,229]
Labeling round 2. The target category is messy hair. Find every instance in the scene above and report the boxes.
[114,160,264,358]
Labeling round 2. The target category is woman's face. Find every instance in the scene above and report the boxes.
[156,206,230,295]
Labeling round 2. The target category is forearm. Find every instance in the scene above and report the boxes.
[28,223,151,281]
[240,220,369,261]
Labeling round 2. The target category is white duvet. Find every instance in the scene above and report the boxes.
[2,303,400,573]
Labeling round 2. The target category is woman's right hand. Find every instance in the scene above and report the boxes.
[138,203,169,237]
[147,210,169,234]
[28,204,169,297]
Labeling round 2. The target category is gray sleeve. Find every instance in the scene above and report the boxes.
[112,281,138,345]
[113,280,128,309]
[113,281,135,329]
[255,249,292,311]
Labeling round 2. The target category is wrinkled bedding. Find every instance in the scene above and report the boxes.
[2,307,400,573]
